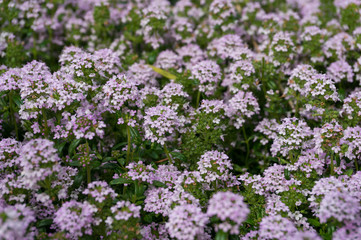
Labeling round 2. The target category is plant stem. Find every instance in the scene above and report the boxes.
[42,108,49,138]
[126,124,131,164]
[215,230,229,240]
[242,126,250,166]
[9,91,18,140]
[86,140,91,185]
[196,90,201,109]
[330,152,334,176]
[295,95,300,118]
[355,158,359,172]
[164,144,172,164]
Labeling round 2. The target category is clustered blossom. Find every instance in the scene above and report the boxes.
[340,126,361,159]
[223,60,257,92]
[207,34,251,61]
[0,204,36,240]
[127,61,158,87]
[314,120,344,154]
[143,105,186,145]
[239,164,301,195]
[197,150,234,184]
[341,89,361,121]
[270,118,312,157]
[83,181,117,203]
[18,139,60,189]
[54,200,98,239]
[160,82,189,110]
[323,32,355,59]
[144,186,199,216]
[114,161,155,184]
[141,223,169,240]
[258,215,298,240]
[190,60,222,96]
[100,74,139,112]
[287,64,318,96]
[166,204,209,240]
[254,118,278,145]
[226,91,260,129]
[207,192,249,235]
[303,73,339,102]
[2,0,361,239]
[327,59,354,83]
[317,191,360,223]
[0,138,21,173]
[155,50,180,70]
[105,200,141,226]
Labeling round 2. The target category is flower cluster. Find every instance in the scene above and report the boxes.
[207,192,249,234]
[166,204,209,240]
[1,0,361,239]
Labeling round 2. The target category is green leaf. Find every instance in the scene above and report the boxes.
[55,141,67,155]
[68,139,81,156]
[103,157,114,162]
[113,142,127,150]
[233,164,244,172]
[148,65,177,80]
[345,169,353,177]
[152,180,168,188]
[308,218,321,227]
[129,126,140,139]
[117,158,125,166]
[100,162,119,170]
[90,160,101,168]
[37,219,53,228]
[110,178,132,185]
[215,231,229,240]
[69,160,80,167]
[284,168,291,180]
[12,94,22,107]
[170,151,186,161]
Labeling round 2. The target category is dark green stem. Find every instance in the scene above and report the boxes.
[126,124,131,164]
[330,152,334,176]
[196,90,201,109]
[164,145,172,164]
[242,126,250,166]
[9,91,18,140]
[295,95,300,118]
[215,230,229,240]
[86,140,91,185]
[355,157,359,172]
[42,108,49,138]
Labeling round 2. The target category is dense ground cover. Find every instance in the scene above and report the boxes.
[0,0,361,239]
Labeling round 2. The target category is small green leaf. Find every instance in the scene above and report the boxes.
[233,164,244,172]
[12,94,23,107]
[148,65,177,80]
[152,180,168,188]
[68,139,81,156]
[55,141,67,155]
[103,157,114,162]
[37,219,53,228]
[171,151,186,161]
[69,160,80,167]
[113,142,127,150]
[117,158,125,166]
[308,218,321,227]
[284,168,291,180]
[129,126,140,139]
[110,178,132,185]
[345,169,353,177]
[100,162,119,170]
[215,230,229,240]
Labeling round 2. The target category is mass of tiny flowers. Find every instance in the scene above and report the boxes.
[1,0,361,239]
